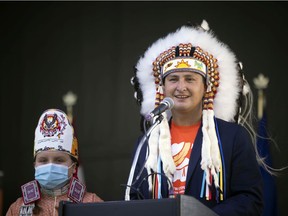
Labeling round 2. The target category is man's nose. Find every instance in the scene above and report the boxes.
[176,79,187,91]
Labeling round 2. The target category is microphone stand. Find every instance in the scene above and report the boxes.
[125,114,164,201]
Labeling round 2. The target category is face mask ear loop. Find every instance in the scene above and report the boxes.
[68,162,76,169]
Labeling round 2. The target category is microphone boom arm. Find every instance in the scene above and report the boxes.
[125,114,164,201]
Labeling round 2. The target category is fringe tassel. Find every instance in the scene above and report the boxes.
[207,109,221,188]
[146,112,176,192]
[200,109,223,201]
[201,110,212,185]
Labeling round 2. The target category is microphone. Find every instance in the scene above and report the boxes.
[146,97,174,121]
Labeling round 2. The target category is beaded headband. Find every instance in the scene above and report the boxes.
[162,57,207,79]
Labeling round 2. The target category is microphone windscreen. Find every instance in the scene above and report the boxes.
[162,97,174,109]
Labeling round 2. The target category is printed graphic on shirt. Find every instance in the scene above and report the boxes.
[172,141,193,194]
[170,120,200,195]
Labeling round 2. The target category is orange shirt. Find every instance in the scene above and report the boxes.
[171,120,200,195]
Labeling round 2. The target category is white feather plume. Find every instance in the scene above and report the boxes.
[200,19,210,31]
[136,23,240,123]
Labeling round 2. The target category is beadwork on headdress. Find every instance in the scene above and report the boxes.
[34,109,79,161]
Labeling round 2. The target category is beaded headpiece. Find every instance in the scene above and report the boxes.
[131,20,245,197]
[34,108,79,161]
[153,45,219,112]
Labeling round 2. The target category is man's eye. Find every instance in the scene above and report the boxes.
[186,77,196,82]
[168,78,177,82]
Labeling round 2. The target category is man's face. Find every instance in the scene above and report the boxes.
[163,71,205,114]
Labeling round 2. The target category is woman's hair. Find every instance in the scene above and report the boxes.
[70,155,79,166]
[32,200,41,215]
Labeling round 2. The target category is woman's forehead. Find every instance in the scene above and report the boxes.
[36,151,70,159]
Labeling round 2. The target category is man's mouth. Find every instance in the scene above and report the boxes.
[175,95,189,99]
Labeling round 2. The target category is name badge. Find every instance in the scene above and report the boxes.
[21,180,41,205]
[68,177,86,203]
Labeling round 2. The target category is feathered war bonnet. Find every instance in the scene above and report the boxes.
[131,20,247,196]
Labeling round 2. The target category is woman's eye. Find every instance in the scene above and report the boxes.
[37,159,47,163]
[55,159,64,163]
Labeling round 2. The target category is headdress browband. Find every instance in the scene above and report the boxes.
[162,57,207,79]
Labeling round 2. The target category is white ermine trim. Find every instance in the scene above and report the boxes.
[207,109,221,171]
[159,112,176,188]
[146,122,160,191]
[201,110,212,185]
[207,109,220,188]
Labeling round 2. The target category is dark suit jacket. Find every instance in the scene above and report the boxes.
[129,118,263,216]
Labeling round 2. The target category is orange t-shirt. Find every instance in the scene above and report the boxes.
[171,120,200,195]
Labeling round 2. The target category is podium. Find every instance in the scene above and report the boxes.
[59,195,219,216]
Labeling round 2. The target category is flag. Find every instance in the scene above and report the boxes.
[256,111,278,216]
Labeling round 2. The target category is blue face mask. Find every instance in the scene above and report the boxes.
[35,163,72,190]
